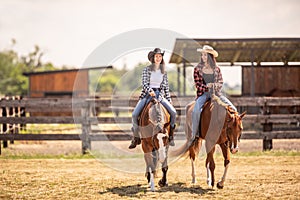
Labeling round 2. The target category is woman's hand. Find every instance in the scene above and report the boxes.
[207,83,213,88]
[207,83,221,88]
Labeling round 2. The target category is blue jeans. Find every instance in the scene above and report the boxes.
[132,91,176,137]
[191,92,237,139]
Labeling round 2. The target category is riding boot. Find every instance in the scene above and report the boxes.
[128,127,141,149]
[169,124,176,146]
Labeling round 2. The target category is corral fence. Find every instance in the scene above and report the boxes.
[0,96,299,154]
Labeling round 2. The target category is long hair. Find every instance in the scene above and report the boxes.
[149,56,166,74]
[199,53,217,69]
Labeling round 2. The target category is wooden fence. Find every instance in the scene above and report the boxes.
[0,96,299,154]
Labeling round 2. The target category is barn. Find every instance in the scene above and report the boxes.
[23,66,112,98]
[169,38,300,97]
[22,66,112,116]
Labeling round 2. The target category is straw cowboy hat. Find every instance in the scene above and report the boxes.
[148,48,165,61]
[197,45,218,58]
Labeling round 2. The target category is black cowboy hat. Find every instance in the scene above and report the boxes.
[148,48,165,61]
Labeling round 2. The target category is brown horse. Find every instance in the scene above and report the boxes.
[139,97,171,191]
[173,96,245,189]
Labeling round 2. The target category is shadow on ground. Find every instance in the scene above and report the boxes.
[99,182,213,197]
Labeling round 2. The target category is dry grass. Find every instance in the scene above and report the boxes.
[0,153,299,199]
[1,127,300,199]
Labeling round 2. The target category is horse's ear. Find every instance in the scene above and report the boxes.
[240,111,246,119]
[151,97,158,104]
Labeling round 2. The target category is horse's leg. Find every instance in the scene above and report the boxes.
[191,158,196,184]
[190,145,197,184]
[217,142,230,189]
[190,138,202,184]
[158,148,168,187]
[206,146,216,187]
[144,152,156,191]
[158,166,168,187]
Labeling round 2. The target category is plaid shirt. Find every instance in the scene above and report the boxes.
[194,63,223,98]
[139,66,172,102]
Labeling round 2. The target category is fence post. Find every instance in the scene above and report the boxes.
[20,96,26,131]
[81,100,91,154]
[262,123,273,151]
[9,96,14,144]
[2,97,8,148]
[262,98,273,151]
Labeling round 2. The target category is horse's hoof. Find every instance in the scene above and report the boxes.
[217,182,224,189]
[158,179,167,187]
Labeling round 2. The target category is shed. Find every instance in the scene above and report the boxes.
[23,66,112,98]
[169,38,300,96]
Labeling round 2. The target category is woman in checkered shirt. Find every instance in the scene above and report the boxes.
[128,48,177,149]
[192,45,237,140]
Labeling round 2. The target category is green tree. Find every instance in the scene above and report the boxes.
[0,40,57,96]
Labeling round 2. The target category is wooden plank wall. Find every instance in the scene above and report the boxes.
[242,66,300,96]
[29,70,89,98]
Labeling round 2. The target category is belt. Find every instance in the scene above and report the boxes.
[152,88,161,92]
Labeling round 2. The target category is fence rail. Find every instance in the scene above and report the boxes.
[0,96,299,154]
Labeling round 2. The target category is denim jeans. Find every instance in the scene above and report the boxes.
[192,92,210,139]
[191,92,237,139]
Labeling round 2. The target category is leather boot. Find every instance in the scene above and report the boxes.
[128,137,141,149]
[169,124,176,146]
[128,127,141,149]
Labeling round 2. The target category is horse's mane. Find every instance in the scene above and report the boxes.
[211,95,237,115]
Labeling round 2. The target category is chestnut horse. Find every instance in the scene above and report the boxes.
[139,97,171,191]
[173,96,245,189]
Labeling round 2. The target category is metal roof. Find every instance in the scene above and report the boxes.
[169,38,300,65]
[23,65,112,76]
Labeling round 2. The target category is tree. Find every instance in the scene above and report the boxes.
[0,39,57,96]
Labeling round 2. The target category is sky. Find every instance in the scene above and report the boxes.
[1,0,300,86]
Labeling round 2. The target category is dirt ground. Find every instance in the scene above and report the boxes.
[0,139,300,199]
[1,139,300,156]
[0,155,299,199]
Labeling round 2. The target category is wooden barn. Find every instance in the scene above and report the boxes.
[23,66,112,98]
[23,66,112,116]
[169,38,300,97]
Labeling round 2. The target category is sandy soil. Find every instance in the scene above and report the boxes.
[0,155,299,199]
[1,139,300,156]
[1,137,299,199]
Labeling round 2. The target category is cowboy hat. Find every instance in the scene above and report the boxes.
[197,45,218,58]
[148,48,165,61]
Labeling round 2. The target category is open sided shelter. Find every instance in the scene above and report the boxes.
[169,38,300,96]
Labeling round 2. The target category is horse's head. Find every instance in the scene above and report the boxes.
[152,124,170,163]
[148,98,170,163]
[225,107,246,154]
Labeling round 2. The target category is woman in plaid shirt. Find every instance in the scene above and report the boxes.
[192,45,237,140]
[128,48,177,149]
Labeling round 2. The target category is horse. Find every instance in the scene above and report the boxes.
[139,97,171,192]
[172,95,246,189]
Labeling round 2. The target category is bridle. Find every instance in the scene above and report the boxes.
[224,112,241,149]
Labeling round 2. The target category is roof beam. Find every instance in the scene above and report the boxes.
[288,49,299,61]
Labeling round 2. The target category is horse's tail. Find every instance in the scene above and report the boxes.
[170,138,202,159]
[170,139,191,158]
